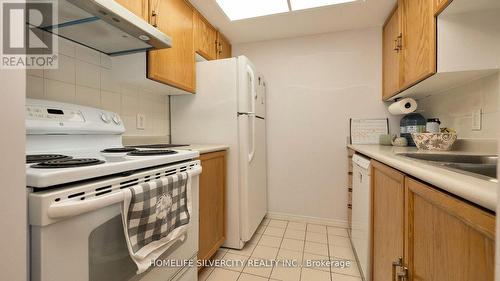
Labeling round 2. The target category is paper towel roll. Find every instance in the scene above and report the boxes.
[388,98,417,115]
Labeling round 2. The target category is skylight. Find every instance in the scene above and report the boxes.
[215,0,290,21]
[215,0,361,21]
[290,0,358,11]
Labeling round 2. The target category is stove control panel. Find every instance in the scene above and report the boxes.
[26,99,125,135]
[26,105,85,122]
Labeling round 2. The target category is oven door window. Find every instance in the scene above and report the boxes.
[89,215,190,281]
[89,215,136,281]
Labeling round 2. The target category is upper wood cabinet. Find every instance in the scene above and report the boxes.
[115,0,149,20]
[147,0,196,93]
[371,161,405,281]
[400,0,436,90]
[404,178,495,281]
[382,0,437,100]
[382,6,402,100]
[434,0,452,15]
[198,151,227,264]
[217,32,232,59]
[194,11,218,61]
[117,0,232,93]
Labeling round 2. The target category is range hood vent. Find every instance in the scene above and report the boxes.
[34,0,172,56]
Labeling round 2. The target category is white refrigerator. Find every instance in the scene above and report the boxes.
[171,56,268,249]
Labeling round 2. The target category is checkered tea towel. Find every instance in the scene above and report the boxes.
[121,171,192,274]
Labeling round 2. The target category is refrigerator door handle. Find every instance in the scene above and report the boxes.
[238,112,255,116]
[248,114,256,163]
[245,64,257,163]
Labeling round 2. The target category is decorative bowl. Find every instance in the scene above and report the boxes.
[411,133,457,151]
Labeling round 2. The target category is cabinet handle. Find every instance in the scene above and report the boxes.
[151,11,158,28]
[394,39,399,52]
[392,257,402,281]
[397,267,408,281]
[151,0,160,28]
[397,34,403,50]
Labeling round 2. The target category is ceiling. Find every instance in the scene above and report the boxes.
[189,0,397,44]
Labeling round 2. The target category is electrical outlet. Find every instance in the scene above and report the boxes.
[136,114,146,130]
[472,108,482,131]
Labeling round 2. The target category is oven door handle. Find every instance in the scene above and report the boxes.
[46,166,202,220]
[47,191,125,219]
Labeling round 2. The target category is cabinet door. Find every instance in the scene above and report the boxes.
[198,151,227,263]
[434,0,452,15]
[194,11,217,60]
[147,0,195,93]
[400,0,436,90]
[405,178,495,281]
[115,0,148,20]
[382,5,402,100]
[216,33,232,59]
[371,161,405,281]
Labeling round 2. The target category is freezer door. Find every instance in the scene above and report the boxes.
[255,75,266,118]
[238,116,267,242]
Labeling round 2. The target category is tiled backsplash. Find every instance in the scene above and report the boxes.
[417,73,499,139]
[26,36,170,138]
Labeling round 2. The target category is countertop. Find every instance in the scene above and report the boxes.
[177,144,229,154]
[348,144,497,212]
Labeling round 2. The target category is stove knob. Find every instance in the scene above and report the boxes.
[100,113,110,123]
[112,114,121,125]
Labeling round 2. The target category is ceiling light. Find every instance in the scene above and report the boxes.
[215,0,290,21]
[290,0,358,11]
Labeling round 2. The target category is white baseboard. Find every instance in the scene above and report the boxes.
[266,212,349,229]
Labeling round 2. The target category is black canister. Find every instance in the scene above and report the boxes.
[400,113,426,146]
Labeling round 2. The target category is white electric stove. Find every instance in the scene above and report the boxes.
[26,99,200,281]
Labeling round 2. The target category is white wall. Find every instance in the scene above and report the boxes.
[418,73,499,139]
[234,27,398,223]
[26,35,170,138]
[0,69,27,280]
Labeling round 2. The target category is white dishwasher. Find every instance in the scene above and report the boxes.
[351,154,372,281]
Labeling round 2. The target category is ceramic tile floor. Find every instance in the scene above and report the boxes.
[199,219,362,281]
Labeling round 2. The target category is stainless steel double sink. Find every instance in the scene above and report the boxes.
[397,153,498,181]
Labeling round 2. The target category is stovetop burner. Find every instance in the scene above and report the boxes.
[101,147,138,153]
[26,154,73,164]
[127,150,179,156]
[130,144,188,149]
[31,158,105,169]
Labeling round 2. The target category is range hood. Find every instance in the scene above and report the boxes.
[34,0,172,56]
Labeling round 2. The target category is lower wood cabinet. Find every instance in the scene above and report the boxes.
[198,151,227,264]
[372,161,405,281]
[371,160,495,281]
[405,177,495,281]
